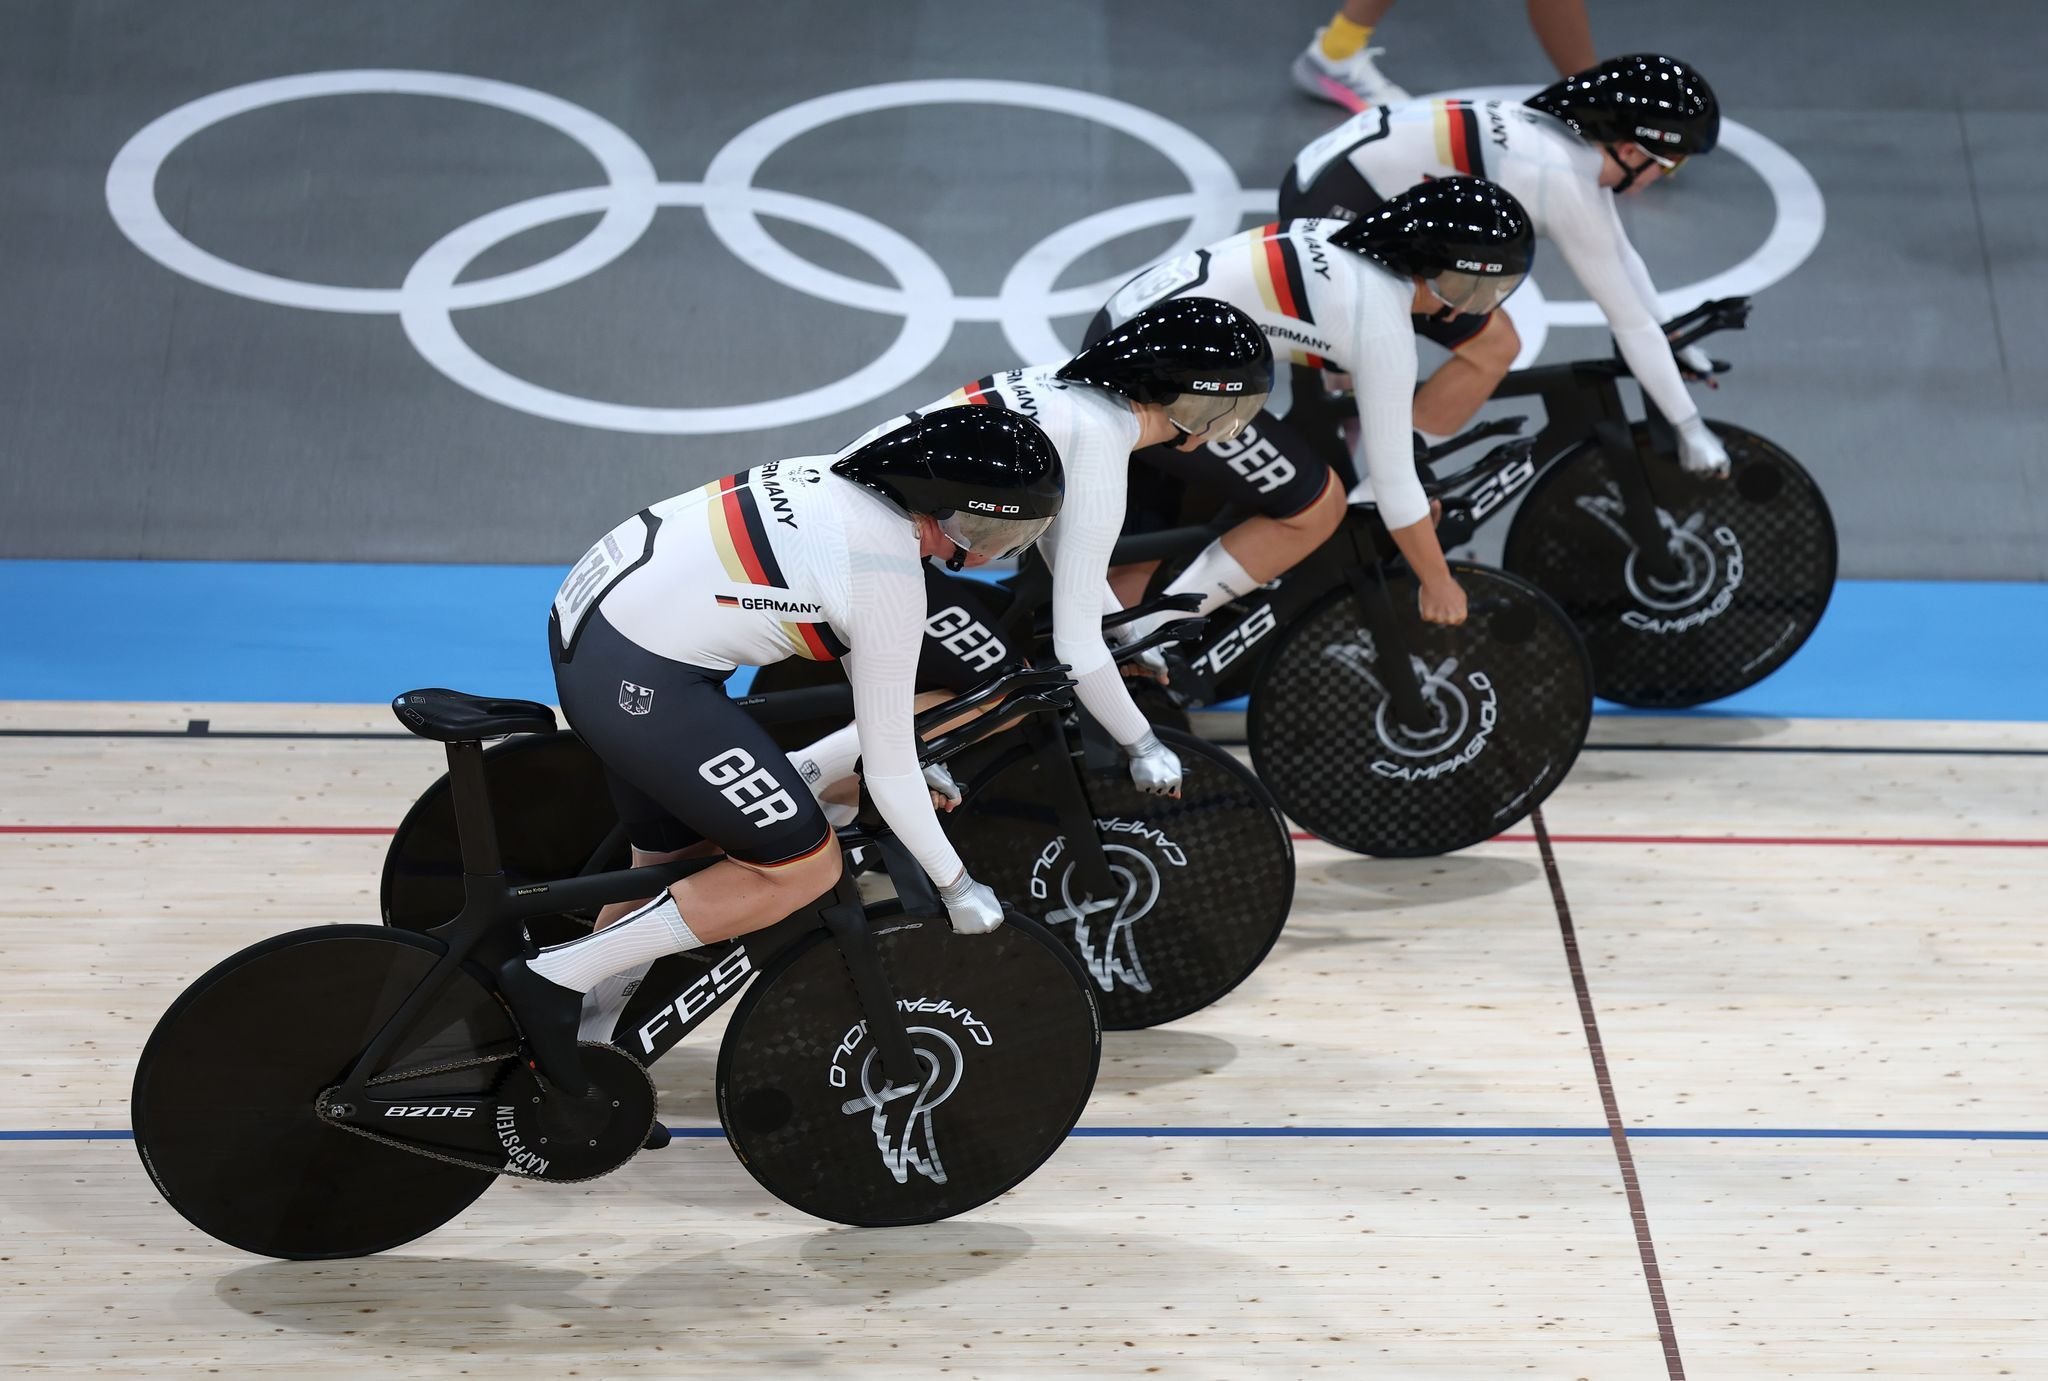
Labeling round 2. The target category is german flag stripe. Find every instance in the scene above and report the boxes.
[790,621,849,662]
[960,375,1003,407]
[718,476,787,589]
[714,594,740,607]
[1435,100,1484,177]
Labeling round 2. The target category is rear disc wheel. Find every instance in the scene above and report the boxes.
[132,926,513,1259]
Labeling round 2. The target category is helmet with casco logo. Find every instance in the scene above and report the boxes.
[1327,176,1536,316]
[832,407,1064,568]
[1526,54,1721,159]
[1058,297,1275,446]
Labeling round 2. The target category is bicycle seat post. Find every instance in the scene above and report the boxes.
[443,739,504,882]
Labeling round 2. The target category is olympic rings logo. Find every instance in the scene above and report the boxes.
[107,71,1824,436]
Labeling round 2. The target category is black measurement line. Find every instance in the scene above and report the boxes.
[1532,808,1686,1380]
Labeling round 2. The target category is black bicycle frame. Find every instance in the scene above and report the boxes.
[330,665,1086,1139]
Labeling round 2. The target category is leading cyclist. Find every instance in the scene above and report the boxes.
[1089,177,1536,628]
[1281,53,1730,476]
[500,409,1064,1095]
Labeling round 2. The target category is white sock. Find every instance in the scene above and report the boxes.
[790,724,861,799]
[577,960,653,1043]
[529,892,704,993]
[1163,540,1258,616]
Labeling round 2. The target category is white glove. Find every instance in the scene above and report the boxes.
[938,873,1005,935]
[1674,415,1730,479]
[922,760,962,808]
[1126,732,1183,797]
[1676,343,1717,378]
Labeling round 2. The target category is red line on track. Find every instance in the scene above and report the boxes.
[0,825,394,836]
[1288,830,2048,849]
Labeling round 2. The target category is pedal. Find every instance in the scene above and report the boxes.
[643,1122,672,1151]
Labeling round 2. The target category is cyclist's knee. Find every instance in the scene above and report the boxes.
[739,832,842,899]
[1458,312,1521,375]
[1288,471,1347,542]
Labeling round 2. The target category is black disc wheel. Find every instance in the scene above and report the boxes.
[132,926,514,1259]
[1501,420,1837,708]
[944,727,1293,1028]
[381,733,625,946]
[717,913,1099,1226]
[1246,564,1592,857]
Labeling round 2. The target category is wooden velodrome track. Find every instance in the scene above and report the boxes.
[2,701,2044,1377]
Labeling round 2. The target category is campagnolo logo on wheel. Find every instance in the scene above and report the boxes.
[1322,631,1500,781]
[829,998,992,1186]
[1576,484,1746,635]
[1029,819,1188,994]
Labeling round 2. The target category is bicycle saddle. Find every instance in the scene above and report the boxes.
[391,688,557,742]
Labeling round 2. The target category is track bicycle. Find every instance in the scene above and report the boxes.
[386,603,1297,1032]
[131,670,1102,1260]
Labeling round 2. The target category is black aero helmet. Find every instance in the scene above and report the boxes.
[1057,297,1275,445]
[832,407,1063,569]
[1527,54,1720,158]
[1328,176,1535,316]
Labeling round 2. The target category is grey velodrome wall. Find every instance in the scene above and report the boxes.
[2,0,2042,577]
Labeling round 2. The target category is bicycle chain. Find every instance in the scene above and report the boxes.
[315,1042,660,1185]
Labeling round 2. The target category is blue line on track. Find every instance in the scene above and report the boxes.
[11,1126,2048,1142]
[7,561,2048,720]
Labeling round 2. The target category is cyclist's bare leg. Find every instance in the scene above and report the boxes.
[594,840,720,929]
[1413,311,1520,438]
[1215,469,1344,584]
[1527,0,1596,77]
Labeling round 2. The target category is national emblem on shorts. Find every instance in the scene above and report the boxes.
[619,680,654,715]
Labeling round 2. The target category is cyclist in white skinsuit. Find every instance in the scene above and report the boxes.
[786,300,1280,806]
[1089,178,1535,628]
[1282,53,1731,476]
[499,409,1065,1096]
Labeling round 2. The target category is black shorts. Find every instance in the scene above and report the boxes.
[1279,164,1494,351]
[552,610,831,867]
[917,564,1027,692]
[1125,409,1337,535]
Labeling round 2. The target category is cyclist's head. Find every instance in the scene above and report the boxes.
[1328,177,1535,317]
[832,408,1064,570]
[1057,297,1274,450]
[1527,54,1720,188]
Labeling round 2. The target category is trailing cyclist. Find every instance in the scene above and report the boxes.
[502,408,1065,1095]
[1281,53,1730,477]
[1090,177,1536,629]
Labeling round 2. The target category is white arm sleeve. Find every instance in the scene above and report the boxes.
[1350,303,1431,531]
[1553,183,1701,427]
[1040,412,1153,747]
[836,546,966,888]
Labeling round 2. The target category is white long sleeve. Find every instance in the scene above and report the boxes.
[1347,283,1430,529]
[834,527,965,888]
[1036,392,1153,747]
[1551,184,1700,427]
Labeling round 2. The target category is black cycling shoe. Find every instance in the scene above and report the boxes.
[642,1122,672,1151]
[495,956,594,1097]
